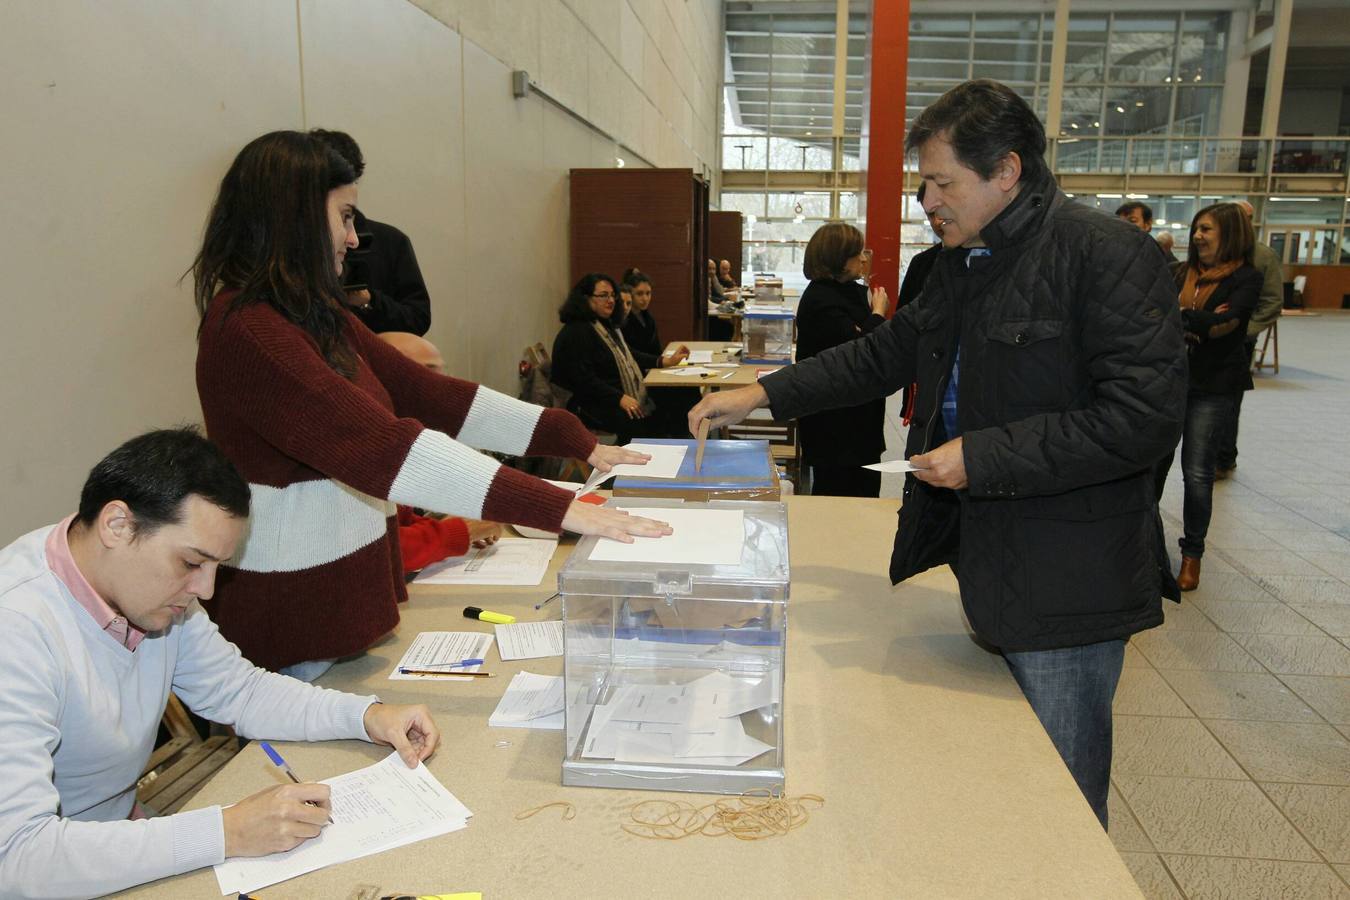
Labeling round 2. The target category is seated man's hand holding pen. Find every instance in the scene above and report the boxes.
[222,781,332,858]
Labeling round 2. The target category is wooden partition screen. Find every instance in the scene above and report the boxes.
[570,168,710,343]
[708,211,743,286]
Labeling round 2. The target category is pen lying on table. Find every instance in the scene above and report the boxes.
[399,667,495,678]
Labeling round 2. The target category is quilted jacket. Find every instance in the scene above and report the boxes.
[761,171,1187,651]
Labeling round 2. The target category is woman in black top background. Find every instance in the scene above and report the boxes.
[1154,203,1262,591]
[795,223,891,497]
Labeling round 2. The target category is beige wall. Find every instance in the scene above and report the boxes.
[0,0,723,538]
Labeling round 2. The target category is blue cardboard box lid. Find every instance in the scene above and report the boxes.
[612,439,774,490]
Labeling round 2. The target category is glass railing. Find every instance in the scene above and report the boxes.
[1048,136,1347,177]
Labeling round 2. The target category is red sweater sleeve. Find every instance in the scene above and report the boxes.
[397,507,471,571]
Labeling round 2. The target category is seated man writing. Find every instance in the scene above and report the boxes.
[0,427,441,898]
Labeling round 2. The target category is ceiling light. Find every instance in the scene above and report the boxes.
[1269,196,1319,202]
[1093,121,1100,127]
[1116,106,1126,113]
[1070,122,1080,129]
[1126,193,1149,199]
[1065,193,1075,198]
[1155,219,1168,226]
[1171,223,1184,229]
[1135,101,1145,107]
[1096,193,1123,199]
[616,157,625,168]
[1163,76,1172,83]
[1193,73,1202,82]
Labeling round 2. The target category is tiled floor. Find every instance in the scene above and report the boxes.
[878,311,1350,898]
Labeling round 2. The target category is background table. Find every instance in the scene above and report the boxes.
[643,341,783,389]
[118,497,1141,899]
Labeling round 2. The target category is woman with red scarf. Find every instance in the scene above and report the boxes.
[1155,202,1262,591]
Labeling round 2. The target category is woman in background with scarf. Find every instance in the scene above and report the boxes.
[1154,202,1262,591]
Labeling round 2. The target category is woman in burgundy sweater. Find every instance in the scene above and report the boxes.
[190,132,669,677]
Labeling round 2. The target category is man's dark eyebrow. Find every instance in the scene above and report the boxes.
[189,547,224,562]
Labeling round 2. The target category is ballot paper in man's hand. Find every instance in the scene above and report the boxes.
[863,459,928,473]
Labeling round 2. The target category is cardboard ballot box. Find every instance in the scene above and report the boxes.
[611,438,780,502]
[560,498,789,794]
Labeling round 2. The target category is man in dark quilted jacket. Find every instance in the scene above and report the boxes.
[689,80,1186,829]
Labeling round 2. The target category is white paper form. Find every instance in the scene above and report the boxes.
[686,350,715,363]
[864,459,928,473]
[214,752,471,895]
[660,366,716,377]
[488,672,565,730]
[494,620,564,660]
[580,443,689,492]
[389,632,494,681]
[413,537,557,586]
[588,507,745,566]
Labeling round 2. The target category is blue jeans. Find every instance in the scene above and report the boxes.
[279,658,335,682]
[1004,639,1126,829]
[1179,391,1239,559]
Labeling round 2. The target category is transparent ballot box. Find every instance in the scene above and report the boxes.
[560,499,790,794]
[741,310,794,364]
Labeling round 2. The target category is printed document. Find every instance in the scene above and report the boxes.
[488,671,565,730]
[389,632,494,681]
[214,752,471,895]
[495,620,564,660]
[413,537,557,586]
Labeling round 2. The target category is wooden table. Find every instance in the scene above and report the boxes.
[643,341,783,389]
[118,497,1141,899]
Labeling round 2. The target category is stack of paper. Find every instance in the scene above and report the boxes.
[389,632,494,681]
[214,753,471,895]
[579,671,776,766]
[488,672,564,730]
[413,537,557,586]
[495,620,564,660]
[589,507,745,566]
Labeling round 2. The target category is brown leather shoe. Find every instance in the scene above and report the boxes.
[1177,556,1201,592]
[1215,466,1234,481]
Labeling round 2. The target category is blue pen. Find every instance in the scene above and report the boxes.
[407,658,483,669]
[260,742,331,822]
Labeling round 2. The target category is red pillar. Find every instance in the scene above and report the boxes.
[861,0,909,312]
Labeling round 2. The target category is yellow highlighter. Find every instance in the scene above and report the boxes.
[463,606,515,625]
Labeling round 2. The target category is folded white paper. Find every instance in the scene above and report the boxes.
[489,671,565,730]
[588,507,744,566]
[863,459,927,473]
[494,620,564,660]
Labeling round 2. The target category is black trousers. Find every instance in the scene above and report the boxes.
[808,464,881,498]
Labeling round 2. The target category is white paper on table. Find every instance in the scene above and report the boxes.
[662,366,715,377]
[413,537,557,586]
[494,620,564,660]
[213,753,470,895]
[488,671,565,729]
[703,361,739,368]
[588,507,744,566]
[685,350,715,363]
[579,442,689,492]
[389,632,494,681]
[863,459,927,473]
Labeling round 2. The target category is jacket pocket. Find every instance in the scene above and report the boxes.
[1017,478,1157,622]
[986,319,1067,411]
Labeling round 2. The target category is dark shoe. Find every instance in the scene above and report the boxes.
[1177,556,1201,592]
[1215,465,1235,481]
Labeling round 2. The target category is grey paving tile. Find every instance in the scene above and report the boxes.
[1108,784,1153,852]
[1272,532,1350,554]
[1159,670,1321,723]
[1114,667,1193,717]
[1278,676,1350,723]
[1290,602,1350,638]
[1133,630,1264,673]
[1155,600,1218,632]
[1232,549,1329,578]
[1262,783,1350,864]
[1113,716,1246,778]
[1115,775,1318,859]
[1124,640,1153,669]
[1189,598,1321,635]
[1232,634,1350,677]
[1162,856,1350,899]
[1205,720,1350,785]
[1118,853,1183,900]
[1259,576,1350,606]
[1187,571,1279,604]
[1302,551,1350,578]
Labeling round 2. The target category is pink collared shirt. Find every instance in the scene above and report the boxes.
[44,514,146,651]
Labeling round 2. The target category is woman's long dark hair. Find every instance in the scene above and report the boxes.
[559,273,623,328]
[1186,202,1254,270]
[190,131,358,377]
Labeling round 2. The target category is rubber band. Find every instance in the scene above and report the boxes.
[622,789,822,841]
[516,801,577,821]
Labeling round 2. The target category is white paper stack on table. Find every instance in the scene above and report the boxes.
[413,537,557,586]
[389,632,494,680]
[589,507,745,566]
[214,752,471,895]
[488,672,565,730]
[580,671,776,765]
[495,620,564,660]
[580,442,688,492]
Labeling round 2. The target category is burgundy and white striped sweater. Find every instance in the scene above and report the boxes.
[196,293,595,669]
